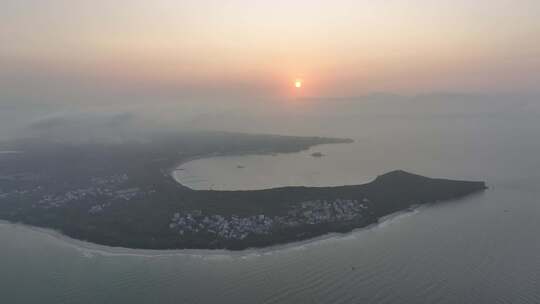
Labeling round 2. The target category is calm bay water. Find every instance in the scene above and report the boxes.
[3,106,540,303]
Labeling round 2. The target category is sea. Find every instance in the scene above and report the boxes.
[3,98,540,303]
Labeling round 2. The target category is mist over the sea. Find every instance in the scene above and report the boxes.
[1,91,539,143]
[2,91,540,303]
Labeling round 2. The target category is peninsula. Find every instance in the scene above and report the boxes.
[0,132,486,250]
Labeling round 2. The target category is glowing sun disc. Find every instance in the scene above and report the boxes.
[295,80,302,88]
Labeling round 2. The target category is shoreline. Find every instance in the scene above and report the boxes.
[1,182,486,253]
[0,134,486,252]
[168,141,354,190]
[0,204,426,258]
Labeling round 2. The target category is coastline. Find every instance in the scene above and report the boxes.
[0,204,426,257]
[1,170,486,251]
[0,134,486,252]
[167,141,354,189]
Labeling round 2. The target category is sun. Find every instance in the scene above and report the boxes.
[294,79,302,88]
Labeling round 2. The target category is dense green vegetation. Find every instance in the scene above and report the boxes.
[0,132,485,250]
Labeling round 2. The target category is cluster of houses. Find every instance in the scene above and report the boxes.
[169,211,274,240]
[0,187,41,200]
[286,198,370,225]
[32,174,146,211]
[0,173,43,200]
[90,174,129,186]
[36,186,144,210]
[169,198,372,240]
[0,189,32,199]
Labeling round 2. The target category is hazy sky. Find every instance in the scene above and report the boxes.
[1,0,540,103]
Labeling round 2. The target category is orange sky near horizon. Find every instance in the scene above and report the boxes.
[1,0,539,100]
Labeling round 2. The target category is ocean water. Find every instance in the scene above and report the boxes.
[3,103,540,303]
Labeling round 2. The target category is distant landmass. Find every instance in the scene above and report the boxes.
[0,132,485,250]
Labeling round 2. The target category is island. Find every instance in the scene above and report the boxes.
[0,131,486,250]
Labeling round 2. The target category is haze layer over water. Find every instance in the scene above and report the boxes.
[3,97,540,304]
